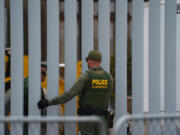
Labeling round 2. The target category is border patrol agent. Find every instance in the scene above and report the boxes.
[37,50,113,135]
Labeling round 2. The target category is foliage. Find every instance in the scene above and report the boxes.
[110,54,132,96]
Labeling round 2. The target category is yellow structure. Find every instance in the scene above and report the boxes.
[5,54,82,133]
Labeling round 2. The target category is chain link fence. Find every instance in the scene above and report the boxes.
[115,113,180,135]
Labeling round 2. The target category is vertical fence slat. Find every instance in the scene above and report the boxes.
[165,0,176,134]
[177,4,180,111]
[160,4,165,112]
[65,0,77,135]
[165,0,176,114]
[0,0,5,134]
[81,0,93,72]
[132,0,144,114]
[47,0,59,135]
[28,0,41,134]
[98,0,110,72]
[132,0,144,135]
[115,0,127,135]
[143,5,149,113]
[10,0,24,135]
[149,0,161,134]
[115,0,127,119]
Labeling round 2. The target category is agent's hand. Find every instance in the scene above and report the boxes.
[37,99,48,109]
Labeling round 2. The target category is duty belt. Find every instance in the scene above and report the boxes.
[77,107,107,116]
[77,106,115,128]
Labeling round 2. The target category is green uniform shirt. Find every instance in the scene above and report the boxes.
[48,72,88,105]
[48,67,113,106]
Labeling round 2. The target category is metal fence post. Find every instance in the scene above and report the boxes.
[81,0,93,72]
[132,0,144,134]
[10,0,24,134]
[165,0,177,134]
[98,0,110,72]
[65,0,77,135]
[47,0,60,135]
[115,0,127,135]
[0,0,5,134]
[149,0,161,134]
[28,0,41,134]
[176,3,180,111]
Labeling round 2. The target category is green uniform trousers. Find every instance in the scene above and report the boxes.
[79,116,107,135]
